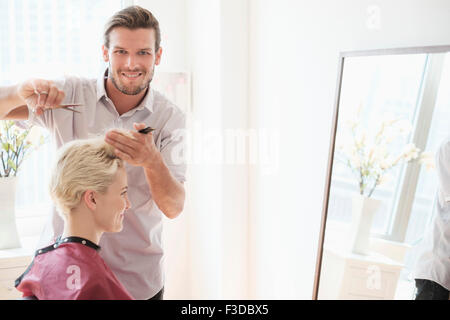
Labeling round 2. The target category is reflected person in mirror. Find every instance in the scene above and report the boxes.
[414,138,450,300]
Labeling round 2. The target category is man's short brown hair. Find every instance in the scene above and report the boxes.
[103,5,161,50]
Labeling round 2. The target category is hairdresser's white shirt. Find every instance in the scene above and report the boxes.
[17,69,187,299]
[414,137,450,291]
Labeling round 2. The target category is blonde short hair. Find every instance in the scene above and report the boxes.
[49,136,125,216]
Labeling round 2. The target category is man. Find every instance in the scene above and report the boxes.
[414,138,450,300]
[0,6,186,300]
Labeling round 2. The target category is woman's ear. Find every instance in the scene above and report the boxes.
[83,190,97,211]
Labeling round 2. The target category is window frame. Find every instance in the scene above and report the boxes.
[377,53,445,242]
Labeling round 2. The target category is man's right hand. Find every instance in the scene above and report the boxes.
[17,79,66,116]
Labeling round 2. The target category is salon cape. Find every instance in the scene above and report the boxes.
[15,236,134,300]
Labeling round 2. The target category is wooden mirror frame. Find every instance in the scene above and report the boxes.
[312,44,450,300]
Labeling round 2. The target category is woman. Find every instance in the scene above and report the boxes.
[15,135,134,300]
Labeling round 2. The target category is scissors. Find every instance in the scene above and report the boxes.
[35,91,83,113]
[58,103,83,113]
[28,103,83,114]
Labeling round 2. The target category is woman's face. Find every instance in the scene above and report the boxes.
[93,167,131,233]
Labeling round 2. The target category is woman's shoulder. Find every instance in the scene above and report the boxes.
[17,242,132,299]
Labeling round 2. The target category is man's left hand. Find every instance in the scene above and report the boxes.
[105,122,159,168]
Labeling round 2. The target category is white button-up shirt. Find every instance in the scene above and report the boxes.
[414,137,450,291]
[18,69,187,299]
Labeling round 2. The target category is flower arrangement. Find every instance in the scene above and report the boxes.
[337,107,434,197]
[0,120,45,177]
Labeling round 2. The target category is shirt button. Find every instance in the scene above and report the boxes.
[53,244,58,248]
[82,240,86,245]
[38,250,42,254]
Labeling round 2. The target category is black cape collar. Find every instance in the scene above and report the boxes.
[34,235,101,256]
[16,236,100,288]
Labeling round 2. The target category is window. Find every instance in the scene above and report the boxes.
[406,54,450,243]
[0,0,126,239]
[402,53,450,278]
[328,54,450,288]
[328,52,450,285]
[329,53,429,236]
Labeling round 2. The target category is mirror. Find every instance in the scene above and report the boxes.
[313,45,450,300]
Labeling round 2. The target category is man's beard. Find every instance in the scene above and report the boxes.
[108,63,154,95]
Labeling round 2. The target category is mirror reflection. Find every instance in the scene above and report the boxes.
[318,48,450,300]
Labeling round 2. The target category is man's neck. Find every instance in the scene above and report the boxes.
[105,78,148,116]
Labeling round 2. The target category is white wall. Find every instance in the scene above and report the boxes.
[184,0,224,299]
[248,0,450,299]
[183,0,251,299]
[136,0,450,299]
[219,0,250,299]
[134,0,188,72]
[137,0,250,299]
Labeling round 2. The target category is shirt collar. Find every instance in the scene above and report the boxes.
[96,68,108,102]
[96,68,154,114]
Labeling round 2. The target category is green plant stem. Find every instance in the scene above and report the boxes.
[6,146,12,177]
[14,138,25,176]
[0,151,4,177]
[12,136,18,176]
[359,167,364,195]
[367,176,379,197]
[16,145,27,176]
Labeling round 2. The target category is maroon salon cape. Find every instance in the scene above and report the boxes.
[15,236,134,300]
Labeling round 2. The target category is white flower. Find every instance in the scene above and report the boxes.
[396,119,413,135]
[401,143,420,162]
[419,152,435,170]
[345,118,358,130]
[371,144,387,163]
[379,157,393,170]
[378,173,392,186]
[382,126,400,143]
[338,105,428,196]
[354,131,366,149]
[381,112,398,126]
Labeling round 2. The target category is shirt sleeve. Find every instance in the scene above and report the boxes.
[14,78,73,131]
[436,139,450,202]
[159,107,187,183]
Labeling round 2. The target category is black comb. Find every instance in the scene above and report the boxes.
[138,126,156,134]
